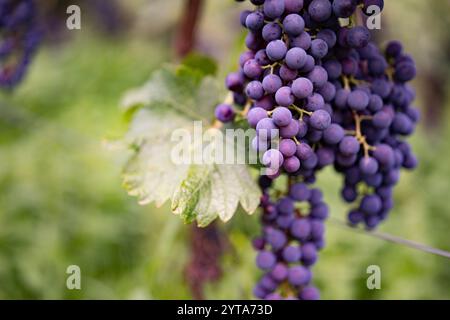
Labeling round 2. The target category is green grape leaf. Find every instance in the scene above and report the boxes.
[121,59,261,226]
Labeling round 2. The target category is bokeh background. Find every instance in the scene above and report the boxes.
[0,0,449,299]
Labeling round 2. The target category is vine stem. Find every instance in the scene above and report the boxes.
[174,0,204,58]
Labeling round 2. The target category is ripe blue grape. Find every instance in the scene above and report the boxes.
[215,104,235,123]
[267,40,288,61]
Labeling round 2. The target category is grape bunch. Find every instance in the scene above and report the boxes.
[0,0,41,89]
[253,178,326,300]
[215,0,419,299]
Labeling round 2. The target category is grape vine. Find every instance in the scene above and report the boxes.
[216,0,419,300]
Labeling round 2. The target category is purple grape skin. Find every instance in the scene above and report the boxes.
[279,64,298,81]
[256,117,277,135]
[255,95,276,111]
[332,0,357,18]
[301,243,318,266]
[300,55,316,73]
[246,80,264,100]
[359,157,379,175]
[272,107,293,127]
[285,47,307,70]
[239,51,255,67]
[225,72,244,92]
[283,14,305,36]
[310,39,328,59]
[264,0,286,19]
[239,10,251,27]
[265,227,288,250]
[280,119,300,138]
[373,144,395,168]
[317,29,337,48]
[292,77,313,99]
[308,0,332,22]
[368,94,383,112]
[310,202,329,220]
[275,86,295,107]
[277,197,295,215]
[245,11,264,31]
[386,40,403,58]
[306,93,325,111]
[271,263,288,281]
[279,139,297,157]
[318,82,336,102]
[339,136,361,155]
[282,245,302,263]
[372,110,393,128]
[360,194,382,215]
[297,119,308,138]
[290,31,312,50]
[347,26,371,48]
[316,147,335,167]
[296,143,313,160]
[215,104,235,123]
[284,0,304,13]
[288,266,311,286]
[267,40,288,61]
[262,149,285,169]
[243,59,263,79]
[255,49,270,65]
[290,218,311,240]
[310,110,331,130]
[253,284,268,299]
[347,89,370,110]
[310,220,324,239]
[256,251,276,270]
[247,107,268,128]
[289,183,311,201]
[307,66,328,88]
[323,123,345,145]
[262,74,283,94]
[260,274,278,291]
[300,286,320,300]
[262,22,283,42]
[283,156,301,173]
[324,59,342,79]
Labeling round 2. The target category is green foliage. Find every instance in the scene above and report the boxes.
[121,59,261,226]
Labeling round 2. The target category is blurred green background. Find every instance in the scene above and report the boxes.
[0,0,449,299]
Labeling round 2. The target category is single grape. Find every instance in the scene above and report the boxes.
[272,107,293,127]
[292,77,314,99]
[246,80,265,100]
[262,74,283,94]
[256,251,276,270]
[215,104,235,123]
[339,136,360,155]
[275,86,295,107]
[308,0,332,22]
[267,40,288,61]
[310,110,331,131]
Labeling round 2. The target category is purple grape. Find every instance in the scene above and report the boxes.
[310,110,331,130]
[359,157,379,175]
[275,86,295,107]
[262,74,282,94]
[267,40,288,61]
[245,11,264,31]
[283,14,305,36]
[299,286,320,300]
[215,104,235,123]
[290,218,311,240]
[246,80,265,100]
[248,107,268,128]
[347,89,370,110]
[262,22,283,42]
[323,124,345,145]
[243,59,263,79]
[347,26,371,48]
[307,66,328,88]
[292,77,313,99]
[282,245,302,263]
[279,139,297,157]
[264,0,286,19]
[280,119,300,138]
[296,143,314,160]
[339,136,360,155]
[290,31,312,50]
[308,0,332,22]
[285,47,307,70]
[256,251,276,270]
[310,39,328,59]
[272,107,293,127]
[283,156,301,173]
[288,266,311,286]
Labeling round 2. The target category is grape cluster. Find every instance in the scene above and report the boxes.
[0,0,41,89]
[215,0,419,299]
[253,178,325,300]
